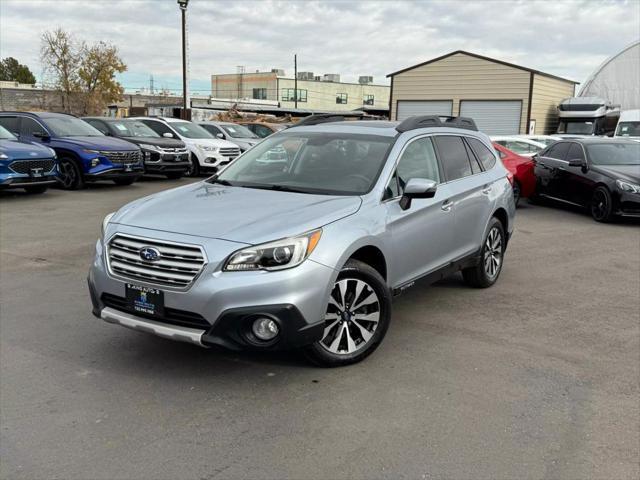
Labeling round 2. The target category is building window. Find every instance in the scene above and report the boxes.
[281,88,307,102]
[252,88,267,100]
[336,93,348,104]
[364,94,374,106]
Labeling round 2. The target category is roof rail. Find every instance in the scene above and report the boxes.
[396,115,478,133]
[293,112,374,127]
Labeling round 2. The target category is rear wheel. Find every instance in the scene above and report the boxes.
[512,180,521,207]
[165,172,184,180]
[113,177,136,186]
[462,217,505,288]
[303,260,391,367]
[58,157,83,190]
[24,185,48,194]
[590,186,614,222]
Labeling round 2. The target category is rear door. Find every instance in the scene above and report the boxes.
[434,135,495,259]
[536,142,570,199]
[385,136,455,286]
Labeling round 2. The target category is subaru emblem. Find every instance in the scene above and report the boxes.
[139,246,161,262]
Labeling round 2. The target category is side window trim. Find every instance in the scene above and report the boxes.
[381,133,444,202]
[433,134,486,184]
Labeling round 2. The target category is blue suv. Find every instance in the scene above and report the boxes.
[0,112,143,189]
[0,124,59,194]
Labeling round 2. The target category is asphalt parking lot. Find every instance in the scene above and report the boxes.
[1,178,638,480]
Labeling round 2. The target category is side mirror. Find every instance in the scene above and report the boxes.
[162,132,174,138]
[400,178,438,210]
[33,131,50,140]
[216,133,224,139]
[567,158,584,167]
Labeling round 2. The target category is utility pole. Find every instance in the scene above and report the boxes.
[294,54,298,109]
[150,75,154,95]
[177,0,190,119]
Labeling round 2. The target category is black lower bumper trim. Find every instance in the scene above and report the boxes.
[85,170,143,181]
[0,177,58,188]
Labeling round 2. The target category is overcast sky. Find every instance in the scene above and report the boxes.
[1,0,639,95]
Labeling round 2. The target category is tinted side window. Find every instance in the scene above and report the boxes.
[567,143,585,161]
[546,142,570,160]
[463,140,483,173]
[254,125,273,138]
[0,116,20,135]
[204,125,224,136]
[435,136,473,181]
[87,120,109,135]
[386,137,440,199]
[21,117,48,136]
[467,138,496,170]
[141,120,173,137]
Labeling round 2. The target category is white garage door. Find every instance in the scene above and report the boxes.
[396,100,453,121]
[459,100,522,135]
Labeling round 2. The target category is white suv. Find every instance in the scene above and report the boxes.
[134,117,241,176]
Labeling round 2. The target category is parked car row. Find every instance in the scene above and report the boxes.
[0,111,287,194]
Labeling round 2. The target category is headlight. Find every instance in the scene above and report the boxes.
[0,153,8,159]
[224,229,322,271]
[139,144,158,151]
[102,212,115,237]
[616,179,640,194]
[197,144,218,152]
[48,148,56,158]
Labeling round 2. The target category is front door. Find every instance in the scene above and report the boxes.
[536,141,571,199]
[385,136,455,287]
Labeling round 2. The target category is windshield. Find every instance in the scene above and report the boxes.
[111,120,160,138]
[215,132,393,195]
[616,121,640,137]
[45,117,104,137]
[587,143,640,166]
[557,119,596,135]
[221,124,258,138]
[168,121,214,139]
[0,125,16,140]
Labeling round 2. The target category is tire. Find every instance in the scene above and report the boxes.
[58,157,83,190]
[113,177,136,186]
[24,185,48,194]
[166,172,184,180]
[462,217,506,288]
[185,154,200,177]
[590,186,614,223]
[512,180,521,207]
[303,259,392,367]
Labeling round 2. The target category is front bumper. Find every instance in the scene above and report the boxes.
[88,230,335,350]
[144,160,191,174]
[0,174,58,189]
[615,191,640,217]
[84,168,143,181]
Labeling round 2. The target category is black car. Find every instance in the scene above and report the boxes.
[83,117,191,179]
[533,138,640,222]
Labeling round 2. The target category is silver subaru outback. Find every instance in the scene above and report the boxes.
[88,115,515,366]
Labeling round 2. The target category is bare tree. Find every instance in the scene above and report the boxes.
[40,28,81,113]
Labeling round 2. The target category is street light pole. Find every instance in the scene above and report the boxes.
[177,0,190,119]
[294,54,298,109]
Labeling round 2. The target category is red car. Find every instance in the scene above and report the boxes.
[493,142,536,206]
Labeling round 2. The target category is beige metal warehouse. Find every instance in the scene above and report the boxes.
[388,51,577,135]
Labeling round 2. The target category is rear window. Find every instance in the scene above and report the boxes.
[467,137,496,170]
[0,116,20,135]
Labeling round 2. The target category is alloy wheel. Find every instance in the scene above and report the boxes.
[59,160,77,189]
[320,278,380,355]
[484,227,503,279]
[512,182,521,207]
[591,190,609,221]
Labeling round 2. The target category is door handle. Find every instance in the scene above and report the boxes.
[441,200,453,212]
[482,185,492,194]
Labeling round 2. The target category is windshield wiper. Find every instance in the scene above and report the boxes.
[240,184,313,194]
[207,177,233,186]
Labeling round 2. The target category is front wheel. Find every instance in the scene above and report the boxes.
[462,217,505,288]
[24,185,48,194]
[58,157,83,190]
[185,154,200,177]
[590,186,614,222]
[303,260,391,367]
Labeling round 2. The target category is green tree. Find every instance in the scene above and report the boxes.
[0,57,37,84]
[78,41,126,115]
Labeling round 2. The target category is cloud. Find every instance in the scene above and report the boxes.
[0,0,638,94]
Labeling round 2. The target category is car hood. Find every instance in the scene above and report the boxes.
[113,182,362,244]
[0,139,54,159]
[592,165,640,183]
[54,136,139,151]
[120,137,186,149]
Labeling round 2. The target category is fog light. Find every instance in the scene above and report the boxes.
[252,317,279,341]
[91,158,100,167]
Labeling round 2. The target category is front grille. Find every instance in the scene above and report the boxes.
[99,150,142,165]
[159,147,188,154]
[9,159,56,174]
[101,293,210,329]
[219,148,240,158]
[107,234,206,288]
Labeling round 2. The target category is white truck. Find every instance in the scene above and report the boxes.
[556,97,620,137]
